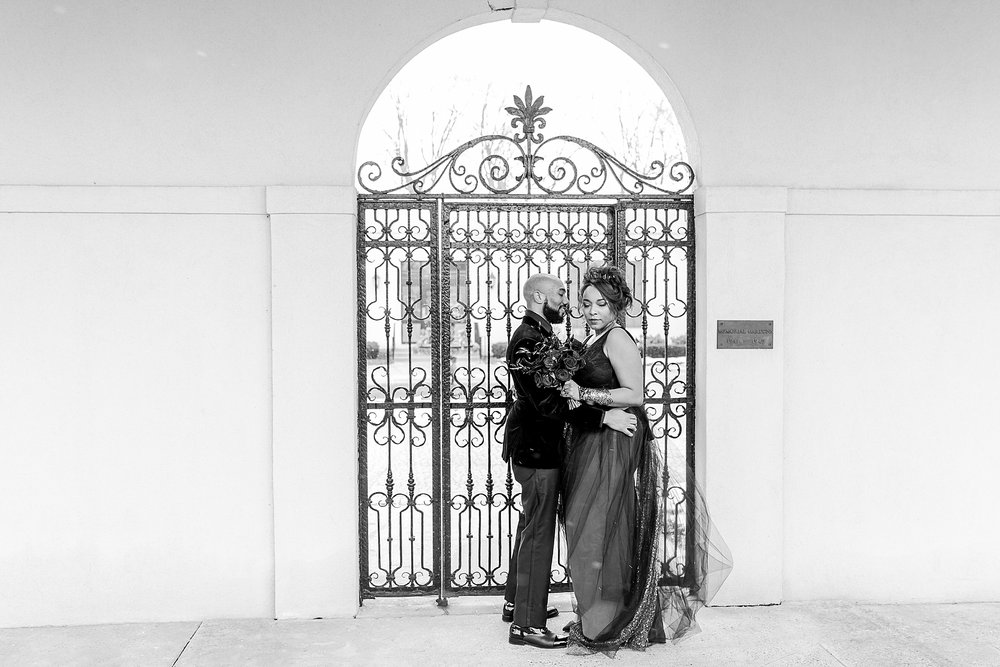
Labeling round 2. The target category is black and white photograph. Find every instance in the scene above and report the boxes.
[1,1,999,665]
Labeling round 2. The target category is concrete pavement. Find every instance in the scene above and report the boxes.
[1,596,998,666]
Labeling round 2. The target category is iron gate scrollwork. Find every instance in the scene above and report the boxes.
[358,88,696,602]
[357,200,441,595]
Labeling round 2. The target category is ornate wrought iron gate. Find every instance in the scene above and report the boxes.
[357,88,696,603]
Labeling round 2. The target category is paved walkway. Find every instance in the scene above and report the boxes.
[1,596,998,666]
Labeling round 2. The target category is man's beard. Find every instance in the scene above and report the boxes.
[542,302,565,324]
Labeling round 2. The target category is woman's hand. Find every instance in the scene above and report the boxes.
[560,379,581,401]
[566,398,581,410]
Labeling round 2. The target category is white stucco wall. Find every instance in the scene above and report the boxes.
[4,1,999,189]
[783,191,1000,603]
[697,188,788,606]
[2,1,1000,627]
[268,187,360,620]
[0,189,274,627]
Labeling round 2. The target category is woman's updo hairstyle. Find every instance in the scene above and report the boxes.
[581,265,632,317]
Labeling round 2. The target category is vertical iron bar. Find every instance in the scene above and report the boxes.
[465,219,476,589]
[357,198,370,601]
[639,208,649,387]
[685,201,697,587]
[405,212,417,592]
[662,206,672,580]
[484,215,498,586]
[383,228,395,589]
[436,197,449,605]
[612,203,625,302]
[503,223,516,591]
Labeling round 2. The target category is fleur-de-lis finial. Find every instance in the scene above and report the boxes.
[505,85,552,144]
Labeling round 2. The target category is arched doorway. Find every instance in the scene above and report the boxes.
[355,21,695,604]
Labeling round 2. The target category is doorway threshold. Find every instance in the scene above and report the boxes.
[356,592,576,619]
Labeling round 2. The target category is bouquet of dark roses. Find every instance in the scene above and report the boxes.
[509,335,587,389]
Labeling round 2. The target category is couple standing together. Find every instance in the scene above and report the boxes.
[501,265,728,655]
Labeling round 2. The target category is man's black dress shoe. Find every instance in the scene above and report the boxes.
[501,602,558,623]
[508,624,568,649]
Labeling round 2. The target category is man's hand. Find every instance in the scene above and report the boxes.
[560,379,580,401]
[602,408,638,437]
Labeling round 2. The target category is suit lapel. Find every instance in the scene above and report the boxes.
[521,313,551,339]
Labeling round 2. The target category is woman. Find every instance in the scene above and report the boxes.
[559,265,731,655]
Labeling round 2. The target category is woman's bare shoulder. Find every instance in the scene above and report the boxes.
[604,327,639,353]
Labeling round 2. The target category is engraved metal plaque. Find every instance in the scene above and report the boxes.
[717,320,773,349]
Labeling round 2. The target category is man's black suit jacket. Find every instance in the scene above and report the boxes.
[502,313,604,468]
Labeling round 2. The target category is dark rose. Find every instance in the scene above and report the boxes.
[540,371,557,387]
[543,354,558,369]
[563,356,580,371]
[555,368,572,382]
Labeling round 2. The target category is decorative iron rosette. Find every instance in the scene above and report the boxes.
[358,86,694,196]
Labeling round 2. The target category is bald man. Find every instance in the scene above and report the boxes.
[502,273,637,649]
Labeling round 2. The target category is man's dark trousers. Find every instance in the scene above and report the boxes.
[506,465,559,627]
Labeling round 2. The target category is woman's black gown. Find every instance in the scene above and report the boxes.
[561,330,732,654]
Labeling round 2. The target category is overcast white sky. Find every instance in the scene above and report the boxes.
[357,20,685,189]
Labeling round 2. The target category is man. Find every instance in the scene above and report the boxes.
[502,273,638,649]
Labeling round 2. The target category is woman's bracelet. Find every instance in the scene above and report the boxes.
[580,387,612,406]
